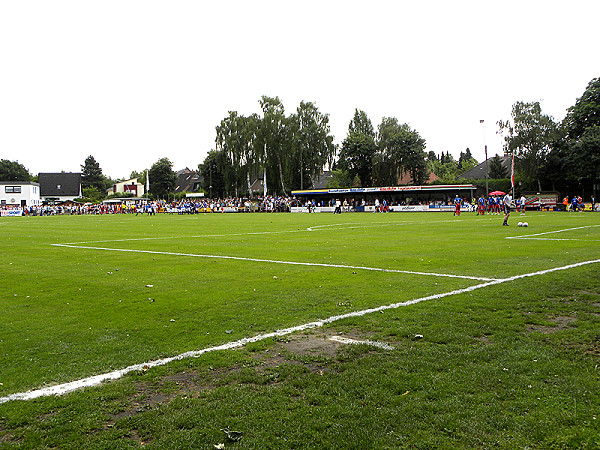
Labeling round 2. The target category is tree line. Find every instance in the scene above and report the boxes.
[498,77,600,197]
[2,76,598,200]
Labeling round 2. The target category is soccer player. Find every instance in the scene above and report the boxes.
[520,194,527,215]
[478,195,486,215]
[502,189,514,226]
[333,198,341,214]
[453,194,462,216]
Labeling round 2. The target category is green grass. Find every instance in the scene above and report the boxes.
[1,211,599,448]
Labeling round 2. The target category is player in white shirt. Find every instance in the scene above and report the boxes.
[502,189,514,226]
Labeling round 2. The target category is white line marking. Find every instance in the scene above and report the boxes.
[306,218,463,232]
[507,224,600,240]
[51,243,498,281]
[329,335,395,350]
[2,257,599,404]
[58,219,457,245]
[58,229,304,245]
[506,238,600,242]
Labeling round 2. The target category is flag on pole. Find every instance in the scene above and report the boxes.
[510,152,515,191]
[146,169,150,196]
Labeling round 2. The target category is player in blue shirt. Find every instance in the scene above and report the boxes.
[453,195,462,216]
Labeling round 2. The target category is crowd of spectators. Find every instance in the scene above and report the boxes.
[9,194,592,215]
[1,196,295,216]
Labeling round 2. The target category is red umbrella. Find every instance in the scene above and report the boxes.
[489,190,505,196]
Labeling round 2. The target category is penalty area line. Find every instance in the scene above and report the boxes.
[2,257,599,405]
[506,224,600,240]
[51,243,497,281]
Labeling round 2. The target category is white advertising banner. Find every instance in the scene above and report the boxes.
[0,210,23,217]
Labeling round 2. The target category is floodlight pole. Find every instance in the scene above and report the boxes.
[485,145,489,196]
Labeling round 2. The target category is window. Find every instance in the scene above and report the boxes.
[5,186,21,193]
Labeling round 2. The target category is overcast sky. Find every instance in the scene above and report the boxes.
[1,0,598,180]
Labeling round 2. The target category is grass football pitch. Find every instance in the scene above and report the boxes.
[1,211,599,448]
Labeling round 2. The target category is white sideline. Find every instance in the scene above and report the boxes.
[51,243,497,281]
[2,257,599,405]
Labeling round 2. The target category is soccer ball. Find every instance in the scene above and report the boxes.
[518,222,523,227]
[523,222,528,227]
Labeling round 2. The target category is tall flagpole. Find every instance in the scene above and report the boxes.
[480,120,488,196]
[263,143,268,198]
[510,151,515,194]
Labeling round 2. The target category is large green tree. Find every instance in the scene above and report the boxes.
[373,117,402,185]
[458,148,478,172]
[564,77,600,139]
[337,110,376,187]
[148,157,176,200]
[214,97,336,196]
[257,96,292,195]
[0,159,31,181]
[81,155,106,193]
[562,77,600,197]
[199,150,228,198]
[374,118,428,185]
[498,102,559,191]
[338,131,376,187]
[290,101,336,190]
[216,111,258,197]
[348,109,375,137]
[430,152,461,183]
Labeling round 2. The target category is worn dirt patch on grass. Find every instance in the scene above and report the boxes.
[106,329,379,424]
[584,335,600,357]
[0,432,18,444]
[526,315,577,334]
[474,335,492,345]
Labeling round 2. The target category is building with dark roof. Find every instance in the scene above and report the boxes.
[311,171,333,189]
[38,172,82,202]
[459,156,511,180]
[174,169,202,194]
